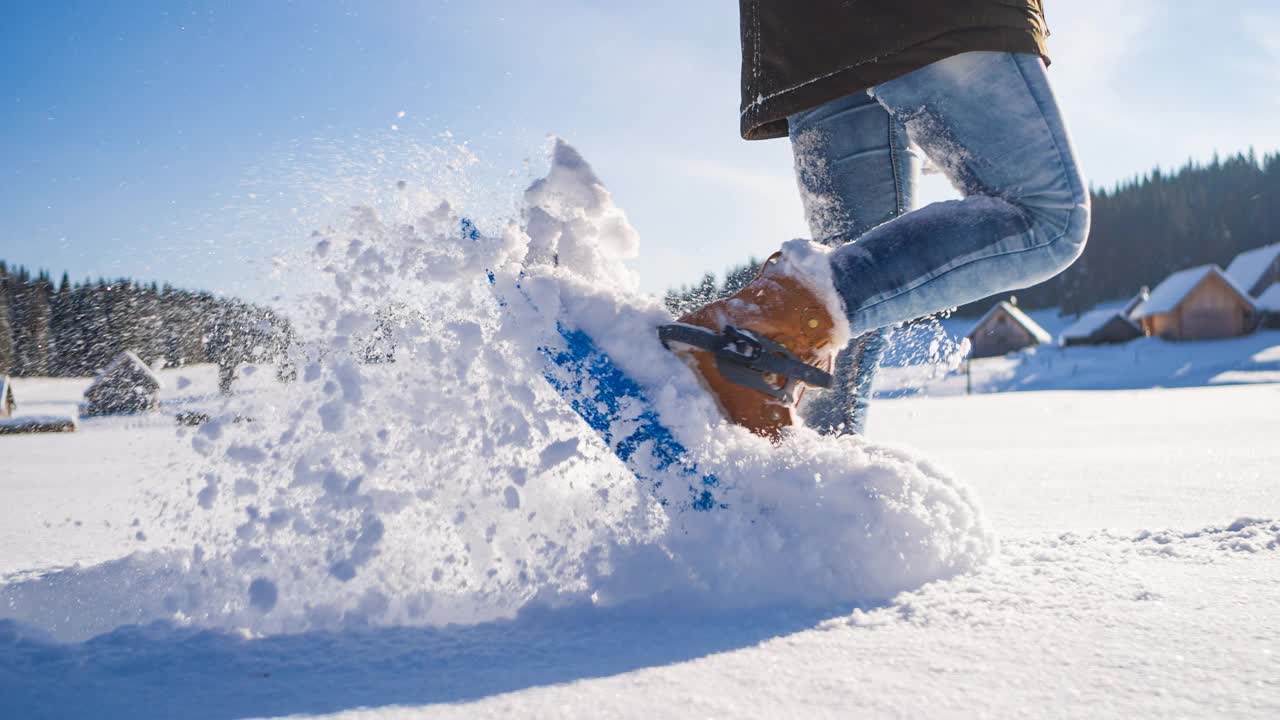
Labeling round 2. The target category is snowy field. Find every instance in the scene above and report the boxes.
[2,369,1277,719]
[880,312,1280,397]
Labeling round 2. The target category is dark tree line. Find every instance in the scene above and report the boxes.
[664,257,764,317]
[667,149,1280,319]
[0,262,290,379]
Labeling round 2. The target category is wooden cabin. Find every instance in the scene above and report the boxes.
[1225,243,1280,297]
[1257,284,1280,330]
[1,376,14,418]
[82,351,163,416]
[1129,265,1257,341]
[965,300,1052,359]
[1060,290,1147,347]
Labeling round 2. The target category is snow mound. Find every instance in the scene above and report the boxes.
[0,138,993,642]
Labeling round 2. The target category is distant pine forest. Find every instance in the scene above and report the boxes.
[0,266,288,378]
[666,149,1280,318]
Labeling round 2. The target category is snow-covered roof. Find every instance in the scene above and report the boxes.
[88,351,163,391]
[1256,283,1280,313]
[1059,308,1139,342]
[967,301,1053,344]
[1129,265,1256,319]
[1121,289,1149,317]
[0,414,78,433]
[1225,242,1280,295]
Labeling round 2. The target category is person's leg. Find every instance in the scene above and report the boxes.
[841,329,886,433]
[802,328,887,435]
[788,92,920,435]
[829,51,1091,336]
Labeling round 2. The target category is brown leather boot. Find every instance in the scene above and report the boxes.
[671,241,849,440]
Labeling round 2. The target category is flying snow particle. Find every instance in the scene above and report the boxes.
[539,437,580,469]
[197,477,219,509]
[248,578,279,612]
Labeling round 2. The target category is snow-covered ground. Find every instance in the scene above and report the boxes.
[3,143,1278,718]
[880,309,1280,397]
[3,373,1277,719]
[0,365,278,575]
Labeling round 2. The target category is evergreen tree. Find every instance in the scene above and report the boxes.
[664,259,763,316]
[0,264,295,378]
[664,272,719,316]
[10,270,53,376]
[0,264,14,375]
[722,257,763,296]
[50,272,74,375]
[25,274,54,376]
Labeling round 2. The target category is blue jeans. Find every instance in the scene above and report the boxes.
[789,88,918,435]
[789,51,1090,431]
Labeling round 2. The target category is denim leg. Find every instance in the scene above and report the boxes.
[845,327,888,434]
[829,51,1091,337]
[788,91,920,435]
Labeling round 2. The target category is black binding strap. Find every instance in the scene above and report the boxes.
[658,323,833,401]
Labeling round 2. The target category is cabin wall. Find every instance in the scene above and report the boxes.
[1143,314,1178,340]
[1175,275,1254,340]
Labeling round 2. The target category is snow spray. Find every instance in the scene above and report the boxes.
[1,137,994,641]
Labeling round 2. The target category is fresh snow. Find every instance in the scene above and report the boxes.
[777,238,855,348]
[4,136,993,633]
[878,327,1280,396]
[3,380,1277,719]
[2,140,1278,719]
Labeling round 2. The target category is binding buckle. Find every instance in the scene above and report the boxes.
[658,323,833,402]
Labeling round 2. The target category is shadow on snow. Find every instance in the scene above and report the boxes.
[0,600,850,719]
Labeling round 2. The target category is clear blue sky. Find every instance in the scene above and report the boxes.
[3,1,1278,300]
